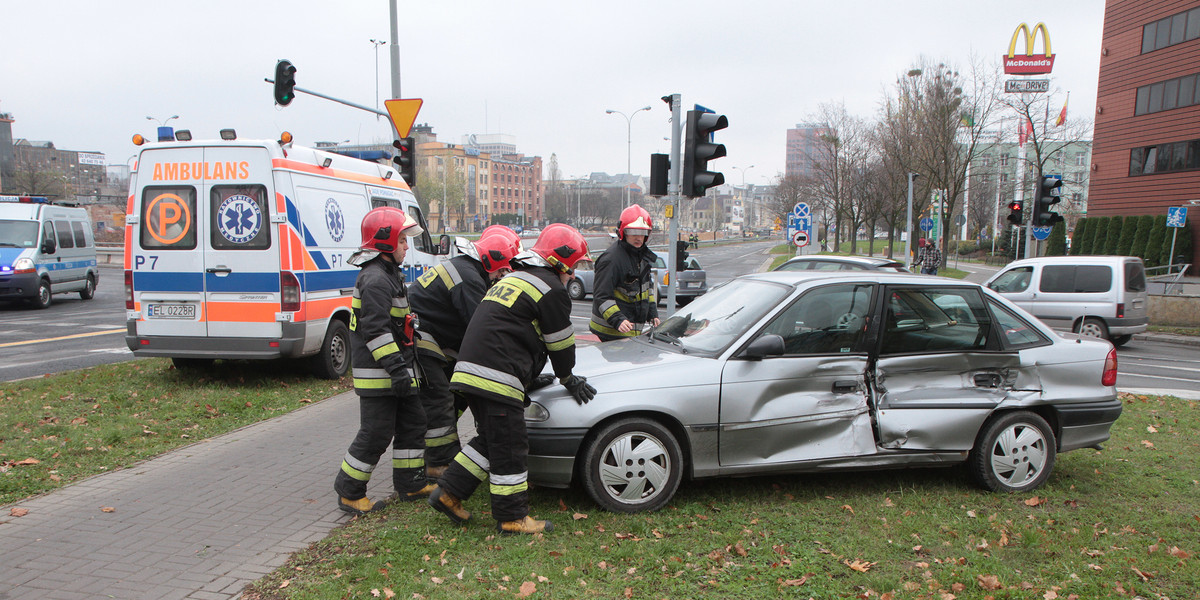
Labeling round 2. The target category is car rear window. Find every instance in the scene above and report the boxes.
[1040,265,1112,293]
[1125,262,1147,292]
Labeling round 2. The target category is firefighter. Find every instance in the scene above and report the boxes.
[589,204,660,341]
[334,207,433,515]
[428,224,596,535]
[408,231,520,481]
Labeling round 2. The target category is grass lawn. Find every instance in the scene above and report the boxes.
[244,392,1200,600]
[0,359,350,506]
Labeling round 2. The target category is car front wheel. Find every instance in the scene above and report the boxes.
[969,411,1056,493]
[31,279,52,309]
[581,418,683,513]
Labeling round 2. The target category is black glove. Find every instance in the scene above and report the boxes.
[391,377,414,398]
[561,374,596,405]
[527,374,556,392]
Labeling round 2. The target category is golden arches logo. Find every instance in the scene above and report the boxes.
[1008,22,1052,58]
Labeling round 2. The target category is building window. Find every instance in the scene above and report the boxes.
[1143,8,1200,53]
[1129,138,1200,176]
[1135,73,1200,116]
[1075,153,1087,166]
[999,154,1009,167]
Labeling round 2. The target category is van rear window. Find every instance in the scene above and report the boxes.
[1040,265,1112,293]
[211,185,270,250]
[141,186,197,250]
[1125,262,1147,292]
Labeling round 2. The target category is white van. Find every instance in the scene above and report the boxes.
[985,255,1149,347]
[0,196,99,308]
[123,132,443,378]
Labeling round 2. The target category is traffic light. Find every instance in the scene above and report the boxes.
[1006,200,1024,226]
[392,137,416,187]
[1033,174,1064,227]
[273,60,297,106]
[675,240,690,271]
[649,153,669,197]
[682,110,728,197]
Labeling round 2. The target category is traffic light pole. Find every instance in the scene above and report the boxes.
[665,93,682,315]
[266,80,390,120]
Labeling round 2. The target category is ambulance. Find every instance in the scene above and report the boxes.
[123,130,443,378]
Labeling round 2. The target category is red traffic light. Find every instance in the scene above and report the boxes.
[1008,201,1022,212]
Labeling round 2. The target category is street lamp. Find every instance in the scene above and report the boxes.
[370,38,387,120]
[146,115,179,127]
[605,105,652,210]
[731,165,755,229]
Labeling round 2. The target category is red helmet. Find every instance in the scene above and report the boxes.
[617,204,653,240]
[481,225,522,251]
[531,223,590,274]
[474,232,520,273]
[360,207,423,253]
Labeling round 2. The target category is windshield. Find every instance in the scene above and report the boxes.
[652,278,792,355]
[0,220,40,248]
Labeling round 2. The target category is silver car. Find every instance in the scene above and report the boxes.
[526,271,1121,513]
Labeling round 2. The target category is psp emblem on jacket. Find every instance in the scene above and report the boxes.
[217,194,263,244]
[325,198,345,242]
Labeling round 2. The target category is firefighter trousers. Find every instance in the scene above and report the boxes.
[416,351,461,469]
[334,391,428,500]
[437,392,530,523]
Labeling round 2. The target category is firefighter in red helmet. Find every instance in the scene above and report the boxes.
[590,204,659,341]
[408,231,520,481]
[334,207,433,515]
[428,223,596,535]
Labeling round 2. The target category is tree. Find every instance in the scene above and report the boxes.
[1046,222,1067,256]
[1129,215,1154,262]
[1103,216,1123,255]
[1116,214,1138,256]
[3,157,72,200]
[1069,217,1088,255]
[416,157,466,232]
[1086,218,1108,256]
[1144,215,1168,267]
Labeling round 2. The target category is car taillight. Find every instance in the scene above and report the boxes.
[280,271,301,312]
[1115,303,1125,318]
[1101,347,1118,386]
[124,270,134,309]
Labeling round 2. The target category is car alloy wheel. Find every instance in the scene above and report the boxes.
[969,411,1056,492]
[582,418,683,513]
[568,279,584,301]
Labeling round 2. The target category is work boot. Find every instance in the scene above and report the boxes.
[426,464,448,480]
[427,485,471,525]
[496,515,553,535]
[337,496,376,516]
[374,482,437,509]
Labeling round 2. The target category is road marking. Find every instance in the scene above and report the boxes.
[0,328,126,349]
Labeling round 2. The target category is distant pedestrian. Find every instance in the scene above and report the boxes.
[914,238,942,275]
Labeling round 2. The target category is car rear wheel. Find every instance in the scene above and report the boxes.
[310,319,350,379]
[1110,334,1132,347]
[581,418,683,513]
[79,274,96,300]
[31,279,52,309]
[969,411,1056,493]
[1075,317,1109,341]
[567,279,585,301]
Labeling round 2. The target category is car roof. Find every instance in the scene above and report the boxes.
[780,255,903,267]
[746,270,970,288]
[1003,255,1143,267]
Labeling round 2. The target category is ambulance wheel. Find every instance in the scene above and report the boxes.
[172,357,214,370]
[311,320,350,380]
[79,274,96,300]
[31,279,52,309]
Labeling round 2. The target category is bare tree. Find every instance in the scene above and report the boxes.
[4,157,71,200]
[416,157,466,232]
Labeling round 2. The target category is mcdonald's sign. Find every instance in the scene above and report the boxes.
[1003,22,1055,75]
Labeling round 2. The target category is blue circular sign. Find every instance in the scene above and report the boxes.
[1031,226,1053,241]
[325,198,345,242]
[217,194,263,244]
[919,217,934,232]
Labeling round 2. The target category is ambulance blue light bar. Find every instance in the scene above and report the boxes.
[0,195,50,204]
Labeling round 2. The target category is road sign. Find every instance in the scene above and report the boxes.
[1005,79,1050,93]
[384,98,424,138]
[1031,225,1053,241]
[792,230,810,248]
[792,202,810,219]
[919,217,933,232]
[1168,206,1188,228]
[954,214,966,227]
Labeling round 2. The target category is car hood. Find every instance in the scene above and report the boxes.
[543,338,712,393]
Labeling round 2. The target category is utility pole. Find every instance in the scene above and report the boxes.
[665,94,682,314]
[388,0,401,99]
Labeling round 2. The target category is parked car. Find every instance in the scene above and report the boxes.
[567,255,707,307]
[984,256,1148,347]
[775,255,910,273]
[525,271,1121,513]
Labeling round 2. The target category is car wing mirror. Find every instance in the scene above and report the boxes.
[739,334,785,360]
[42,237,57,254]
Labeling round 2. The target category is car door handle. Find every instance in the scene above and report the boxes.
[973,373,1001,388]
[206,267,232,276]
[832,380,858,394]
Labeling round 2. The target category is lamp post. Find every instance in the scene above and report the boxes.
[605,105,652,210]
[146,115,178,127]
[437,156,447,232]
[732,165,755,230]
[370,38,387,120]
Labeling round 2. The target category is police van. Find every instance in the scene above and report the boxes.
[0,196,99,309]
[123,130,442,378]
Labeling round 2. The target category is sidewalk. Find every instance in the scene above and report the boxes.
[0,390,448,600]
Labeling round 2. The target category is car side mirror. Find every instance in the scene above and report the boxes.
[739,334,785,360]
[437,234,451,255]
[42,237,56,254]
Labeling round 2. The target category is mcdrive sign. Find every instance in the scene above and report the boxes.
[1004,22,1055,75]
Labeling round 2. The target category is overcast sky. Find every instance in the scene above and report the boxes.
[1,0,1104,186]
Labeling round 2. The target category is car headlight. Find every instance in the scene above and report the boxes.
[13,257,35,273]
[524,401,549,422]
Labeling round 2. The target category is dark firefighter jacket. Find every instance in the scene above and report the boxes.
[449,266,576,409]
[590,239,658,337]
[349,256,416,396]
[408,254,489,361]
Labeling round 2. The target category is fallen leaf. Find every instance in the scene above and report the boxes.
[383,588,395,599]
[780,576,808,587]
[279,580,290,589]
[977,574,1002,590]
[572,512,588,520]
[300,398,313,403]
[14,458,40,466]
[841,504,855,514]
[1141,440,1155,449]
[70,417,87,425]
[623,588,632,599]
[967,510,977,518]
[371,589,381,598]
[1147,425,1158,433]
[1169,546,1190,559]
[516,581,536,598]
[1044,591,1058,599]
[10,507,29,517]
[883,497,895,507]
[205,404,218,414]
[844,559,875,572]
[430,577,443,584]
[456,567,465,580]
[1132,567,1152,581]
[101,506,116,513]
[1024,496,1046,507]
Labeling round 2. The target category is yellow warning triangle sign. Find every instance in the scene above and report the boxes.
[384,98,423,138]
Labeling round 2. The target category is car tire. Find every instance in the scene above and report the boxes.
[968,411,1057,493]
[31,279,52,309]
[1074,317,1109,341]
[581,417,683,513]
[567,279,585,301]
[79,274,96,300]
[676,296,694,307]
[1110,334,1132,347]
[172,357,214,370]
[310,319,351,379]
